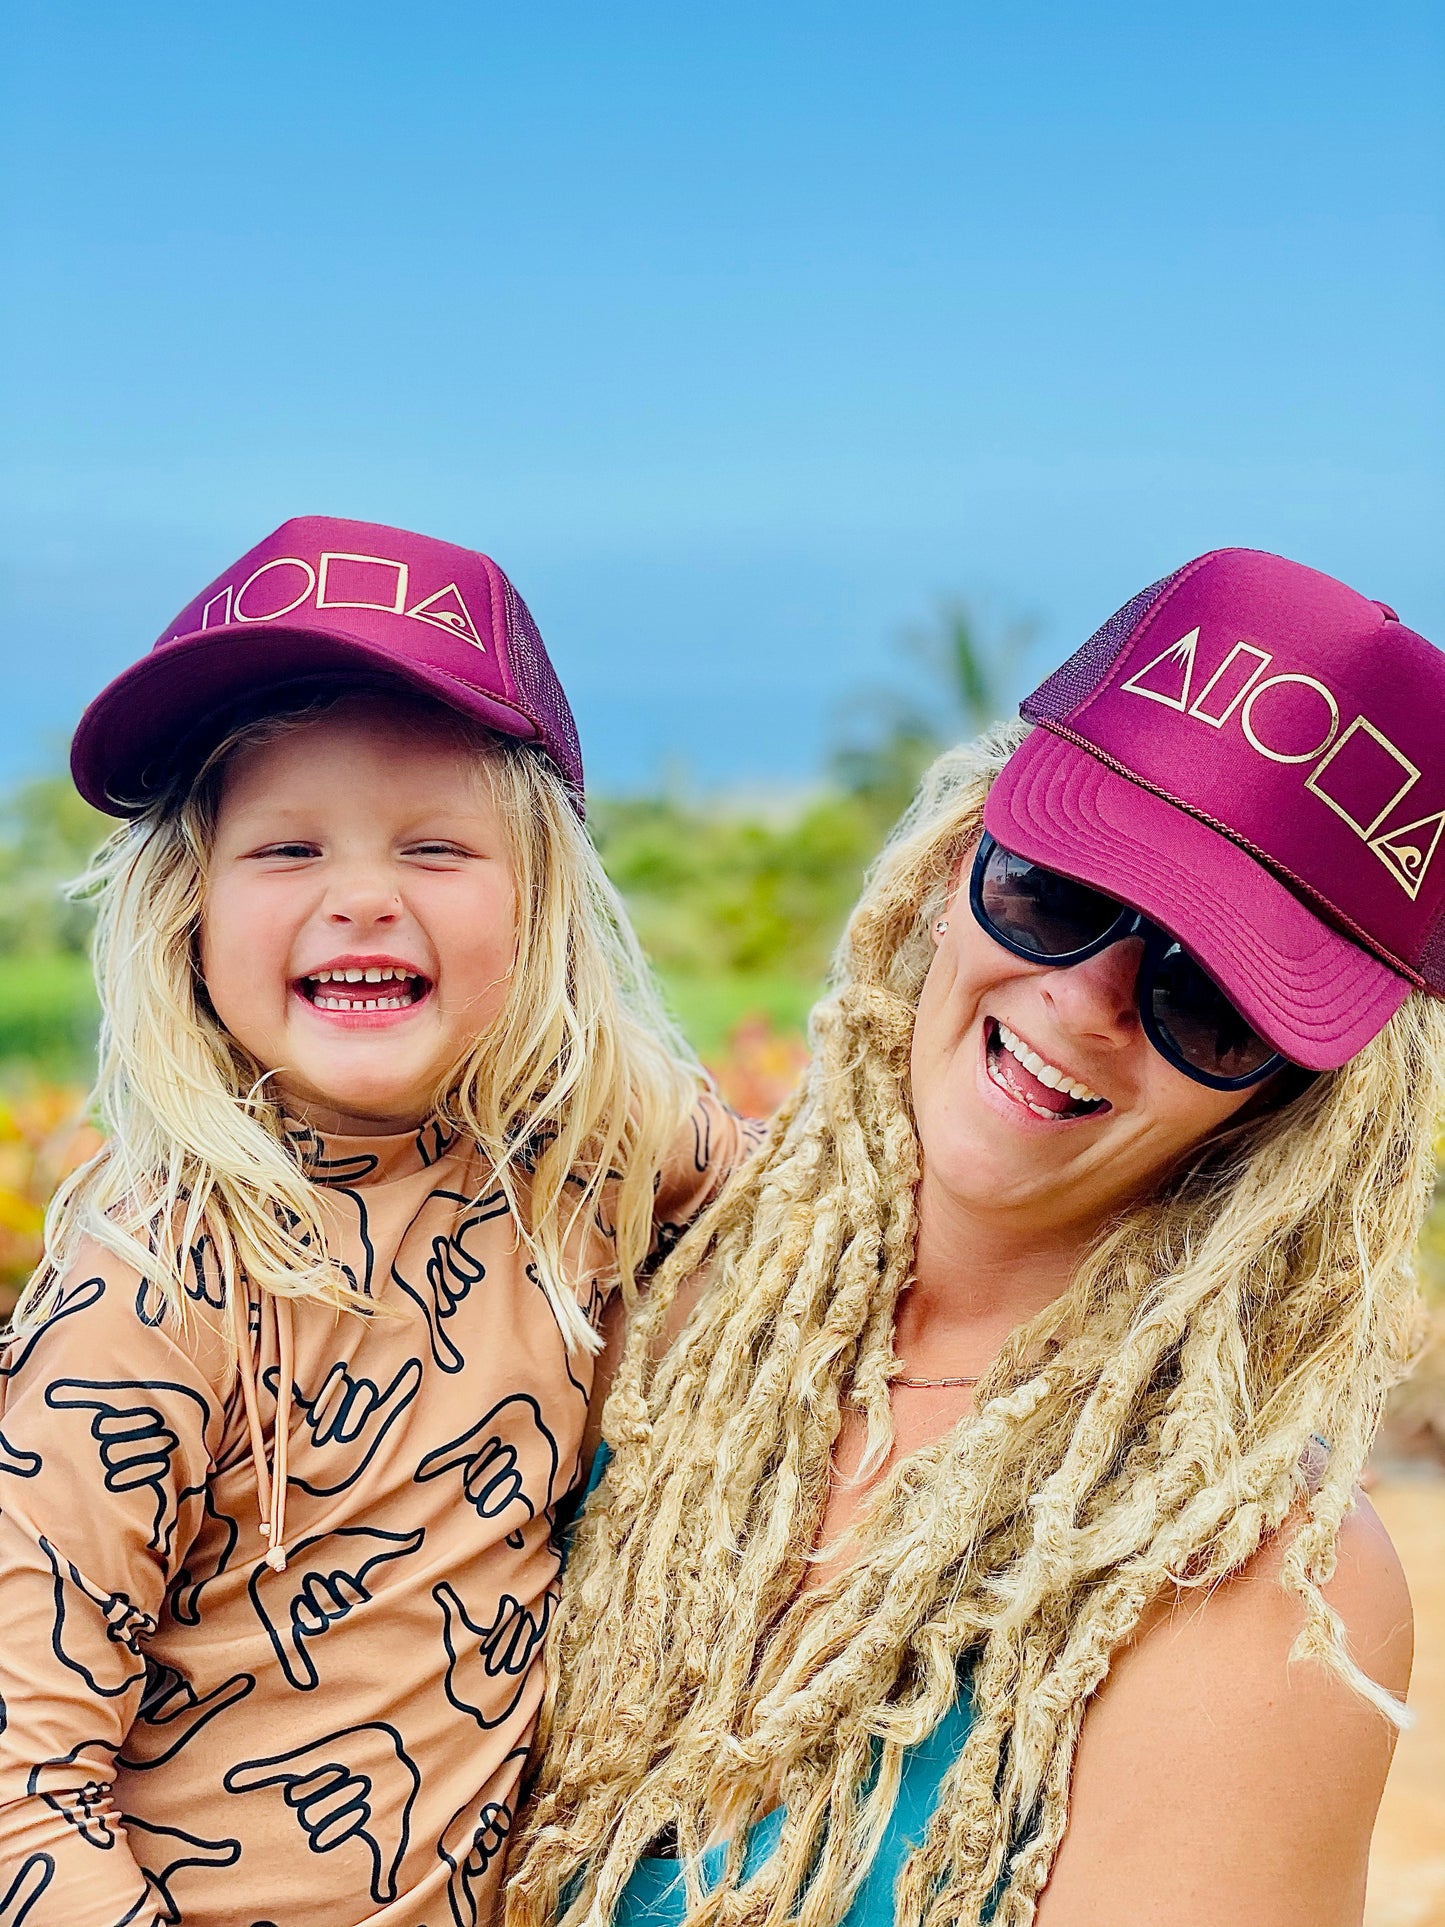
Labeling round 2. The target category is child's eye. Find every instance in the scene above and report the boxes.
[406,841,471,859]
[250,842,321,861]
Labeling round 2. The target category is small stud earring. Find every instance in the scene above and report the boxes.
[935,919,949,934]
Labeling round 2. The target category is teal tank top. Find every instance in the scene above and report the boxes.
[612,1685,980,1927]
[570,1448,991,1927]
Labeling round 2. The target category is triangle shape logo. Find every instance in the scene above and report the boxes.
[1369,809,1445,901]
[1120,627,1199,712]
[404,582,487,651]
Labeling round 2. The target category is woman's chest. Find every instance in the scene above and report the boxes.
[803,1391,974,1596]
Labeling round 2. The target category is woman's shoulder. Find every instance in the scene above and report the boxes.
[1124,1492,1411,1693]
[1244,1491,1411,1680]
[1033,1495,1410,1925]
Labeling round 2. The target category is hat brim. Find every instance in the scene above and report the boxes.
[983,728,1410,1072]
[70,623,544,816]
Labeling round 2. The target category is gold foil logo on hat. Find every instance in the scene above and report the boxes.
[1119,628,1199,709]
[404,583,486,650]
[181,550,489,654]
[1120,629,1444,901]
[1368,812,1445,901]
[317,552,410,614]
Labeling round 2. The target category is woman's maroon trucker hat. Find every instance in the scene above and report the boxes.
[70,515,584,815]
[984,548,1445,1071]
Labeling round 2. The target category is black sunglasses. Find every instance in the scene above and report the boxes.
[968,834,1293,1092]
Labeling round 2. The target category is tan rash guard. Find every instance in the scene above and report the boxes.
[0,1095,755,1927]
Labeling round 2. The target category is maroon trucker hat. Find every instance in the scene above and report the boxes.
[985,549,1445,1071]
[70,516,584,815]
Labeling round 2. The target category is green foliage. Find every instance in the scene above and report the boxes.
[592,789,879,985]
[0,955,99,1075]
[829,598,1032,822]
[0,775,108,1076]
[0,774,109,958]
[1418,1148,1445,1306]
[654,970,819,1060]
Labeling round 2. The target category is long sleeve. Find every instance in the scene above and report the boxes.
[0,1248,221,1926]
[647,1092,765,1268]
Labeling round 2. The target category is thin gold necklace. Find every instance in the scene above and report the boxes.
[892,1372,980,1389]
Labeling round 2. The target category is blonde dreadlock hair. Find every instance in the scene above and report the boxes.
[512,722,1445,1927]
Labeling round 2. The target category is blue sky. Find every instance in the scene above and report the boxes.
[2,1,1441,791]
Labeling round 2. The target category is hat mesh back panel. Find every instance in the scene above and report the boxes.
[1021,570,1183,725]
[503,581,585,793]
[1417,913,1445,996]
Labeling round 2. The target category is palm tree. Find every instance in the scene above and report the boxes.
[830,598,1034,823]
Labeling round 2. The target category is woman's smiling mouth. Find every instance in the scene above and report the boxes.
[984,1018,1109,1122]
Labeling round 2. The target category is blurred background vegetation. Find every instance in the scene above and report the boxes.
[0,608,1441,1471]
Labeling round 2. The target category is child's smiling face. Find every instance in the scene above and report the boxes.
[200,695,519,1134]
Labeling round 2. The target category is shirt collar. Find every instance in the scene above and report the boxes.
[282,1114,459,1187]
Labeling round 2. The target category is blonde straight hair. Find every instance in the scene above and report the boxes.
[17,691,700,1353]
[512,722,1445,1927]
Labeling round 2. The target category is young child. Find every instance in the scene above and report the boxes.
[0,518,756,1927]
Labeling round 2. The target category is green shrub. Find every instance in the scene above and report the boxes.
[593,790,877,984]
[0,955,99,1077]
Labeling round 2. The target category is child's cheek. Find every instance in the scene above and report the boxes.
[197,878,291,1053]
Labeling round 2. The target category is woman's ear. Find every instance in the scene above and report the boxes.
[932,845,974,947]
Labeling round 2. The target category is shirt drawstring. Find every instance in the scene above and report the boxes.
[268,1299,294,1571]
[227,1284,293,1573]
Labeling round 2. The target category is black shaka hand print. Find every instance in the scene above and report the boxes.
[248,1525,425,1691]
[224,1721,419,1907]
[45,1379,211,1558]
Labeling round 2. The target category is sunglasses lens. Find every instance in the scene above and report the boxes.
[1149,943,1278,1083]
[979,843,1126,958]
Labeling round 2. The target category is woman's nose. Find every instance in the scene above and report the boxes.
[1038,935,1144,1044]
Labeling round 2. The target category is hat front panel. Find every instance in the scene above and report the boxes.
[157,516,514,707]
[71,514,588,816]
[1043,552,1445,979]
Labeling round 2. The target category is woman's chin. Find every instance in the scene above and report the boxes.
[919,1092,1120,1225]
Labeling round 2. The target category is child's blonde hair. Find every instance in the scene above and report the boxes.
[18,690,700,1353]
[511,722,1445,1927]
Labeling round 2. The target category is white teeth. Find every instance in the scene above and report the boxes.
[302,965,423,1008]
[306,965,416,985]
[311,991,413,1011]
[994,1021,1100,1107]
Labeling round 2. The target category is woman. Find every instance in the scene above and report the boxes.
[511,550,1445,1927]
